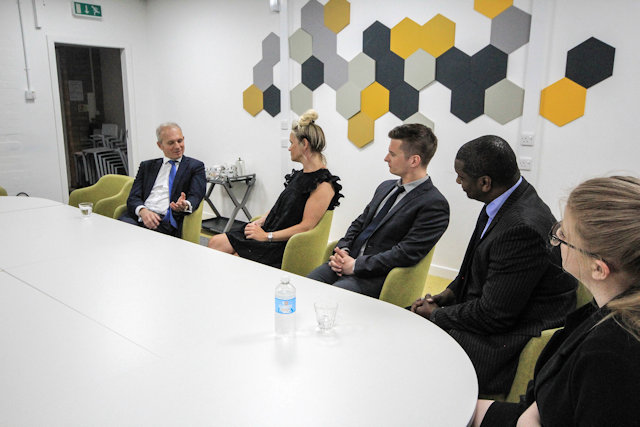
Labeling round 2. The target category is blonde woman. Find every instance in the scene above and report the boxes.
[474,176,640,426]
[208,110,342,268]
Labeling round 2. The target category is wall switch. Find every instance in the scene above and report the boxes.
[518,156,533,171]
[25,90,36,101]
[281,138,289,148]
[519,132,534,146]
[280,120,288,130]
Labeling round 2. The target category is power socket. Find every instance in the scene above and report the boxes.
[518,156,533,171]
[519,132,534,146]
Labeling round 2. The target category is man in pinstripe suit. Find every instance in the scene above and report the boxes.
[411,135,576,395]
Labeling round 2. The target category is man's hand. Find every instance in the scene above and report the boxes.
[244,222,268,241]
[170,192,189,212]
[410,288,456,319]
[329,247,355,276]
[140,208,161,229]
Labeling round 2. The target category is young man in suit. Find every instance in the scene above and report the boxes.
[307,123,450,298]
[411,135,576,395]
[119,122,206,237]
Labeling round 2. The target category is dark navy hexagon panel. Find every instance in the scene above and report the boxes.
[302,56,324,90]
[389,82,419,120]
[263,85,281,117]
[436,47,471,90]
[376,51,405,90]
[565,37,615,89]
[451,79,485,123]
[470,45,507,89]
[363,21,391,62]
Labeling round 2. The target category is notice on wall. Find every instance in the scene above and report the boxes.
[68,80,84,101]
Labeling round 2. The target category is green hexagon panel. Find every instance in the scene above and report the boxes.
[348,52,376,90]
[289,28,313,64]
[403,112,435,131]
[290,83,313,115]
[336,81,360,119]
[404,49,436,90]
[484,79,524,124]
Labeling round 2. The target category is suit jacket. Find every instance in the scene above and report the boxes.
[126,155,206,234]
[338,177,449,279]
[431,178,576,394]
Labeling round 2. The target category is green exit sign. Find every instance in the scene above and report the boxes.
[72,2,102,18]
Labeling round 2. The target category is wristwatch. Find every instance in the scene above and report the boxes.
[268,232,273,242]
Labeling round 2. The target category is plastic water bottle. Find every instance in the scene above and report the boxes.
[275,276,296,337]
[235,157,245,176]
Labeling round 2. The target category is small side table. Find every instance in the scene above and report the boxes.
[201,174,256,234]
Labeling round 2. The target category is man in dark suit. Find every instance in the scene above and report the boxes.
[308,124,450,298]
[119,122,206,237]
[411,135,576,395]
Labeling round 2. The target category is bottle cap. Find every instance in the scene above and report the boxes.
[280,276,290,284]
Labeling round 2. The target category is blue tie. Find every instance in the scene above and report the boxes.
[350,185,405,256]
[166,160,178,228]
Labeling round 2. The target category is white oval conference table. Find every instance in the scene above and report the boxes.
[0,197,478,426]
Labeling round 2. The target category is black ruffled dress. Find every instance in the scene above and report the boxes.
[227,168,343,268]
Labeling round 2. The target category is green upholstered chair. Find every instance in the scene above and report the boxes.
[0,185,7,196]
[322,239,437,308]
[68,174,132,208]
[281,210,334,277]
[576,281,593,309]
[113,204,127,220]
[181,200,204,244]
[94,177,134,218]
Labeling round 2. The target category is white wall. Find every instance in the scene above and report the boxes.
[1,0,639,278]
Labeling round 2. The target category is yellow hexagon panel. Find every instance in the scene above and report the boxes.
[540,78,587,127]
[324,0,350,34]
[474,0,513,19]
[361,82,389,120]
[421,14,456,58]
[390,18,422,59]
[243,84,263,116]
[348,112,375,148]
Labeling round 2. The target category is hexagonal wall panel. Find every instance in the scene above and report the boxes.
[324,55,348,90]
[405,49,436,90]
[451,79,484,123]
[566,37,615,89]
[363,21,391,61]
[404,112,435,131]
[491,6,531,54]
[263,85,281,117]
[349,52,376,90]
[376,51,405,90]
[312,25,338,63]
[421,14,456,58]
[470,45,508,89]
[302,56,324,90]
[389,82,419,120]
[390,18,422,59]
[436,47,470,90]
[485,79,524,124]
[290,83,313,115]
[262,32,280,66]
[243,85,263,117]
[289,28,313,64]
[540,77,587,126]
[253,60,273,91]
[324,0,350,34]
[348,112,375,148]
[336,81,361,119]
[361,82,389,120]
[301,0,325,37]
[474,0,513,19]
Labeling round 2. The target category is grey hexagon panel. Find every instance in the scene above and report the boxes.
[301,0,325,37]
[490,6,531,54]
[348,52,376,90]
[485,79,524,125]
[404,112,435,131]
[404,49,436,90]
[336,81,361,119]
[289,28,313,64]
[312,25,338,63]
[253,59,273,91]
[290,83,313,115]
[262,32,280,67]
[324,55,349,90]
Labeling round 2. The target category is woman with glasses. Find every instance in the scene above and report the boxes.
[473,176,640,426]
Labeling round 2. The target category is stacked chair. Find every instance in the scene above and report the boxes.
[74,124,128,187]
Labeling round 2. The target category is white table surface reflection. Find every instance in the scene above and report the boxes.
[0,197,478,426]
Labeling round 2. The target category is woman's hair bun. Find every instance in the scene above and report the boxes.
[297,109,319,127]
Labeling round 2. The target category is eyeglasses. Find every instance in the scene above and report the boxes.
[549,221,610,266]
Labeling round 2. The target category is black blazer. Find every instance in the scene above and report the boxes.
[126,155,206,234]
[431,178,576,394]
[338,177,450,278]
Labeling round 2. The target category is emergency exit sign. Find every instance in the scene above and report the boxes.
[72,2,102,18]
